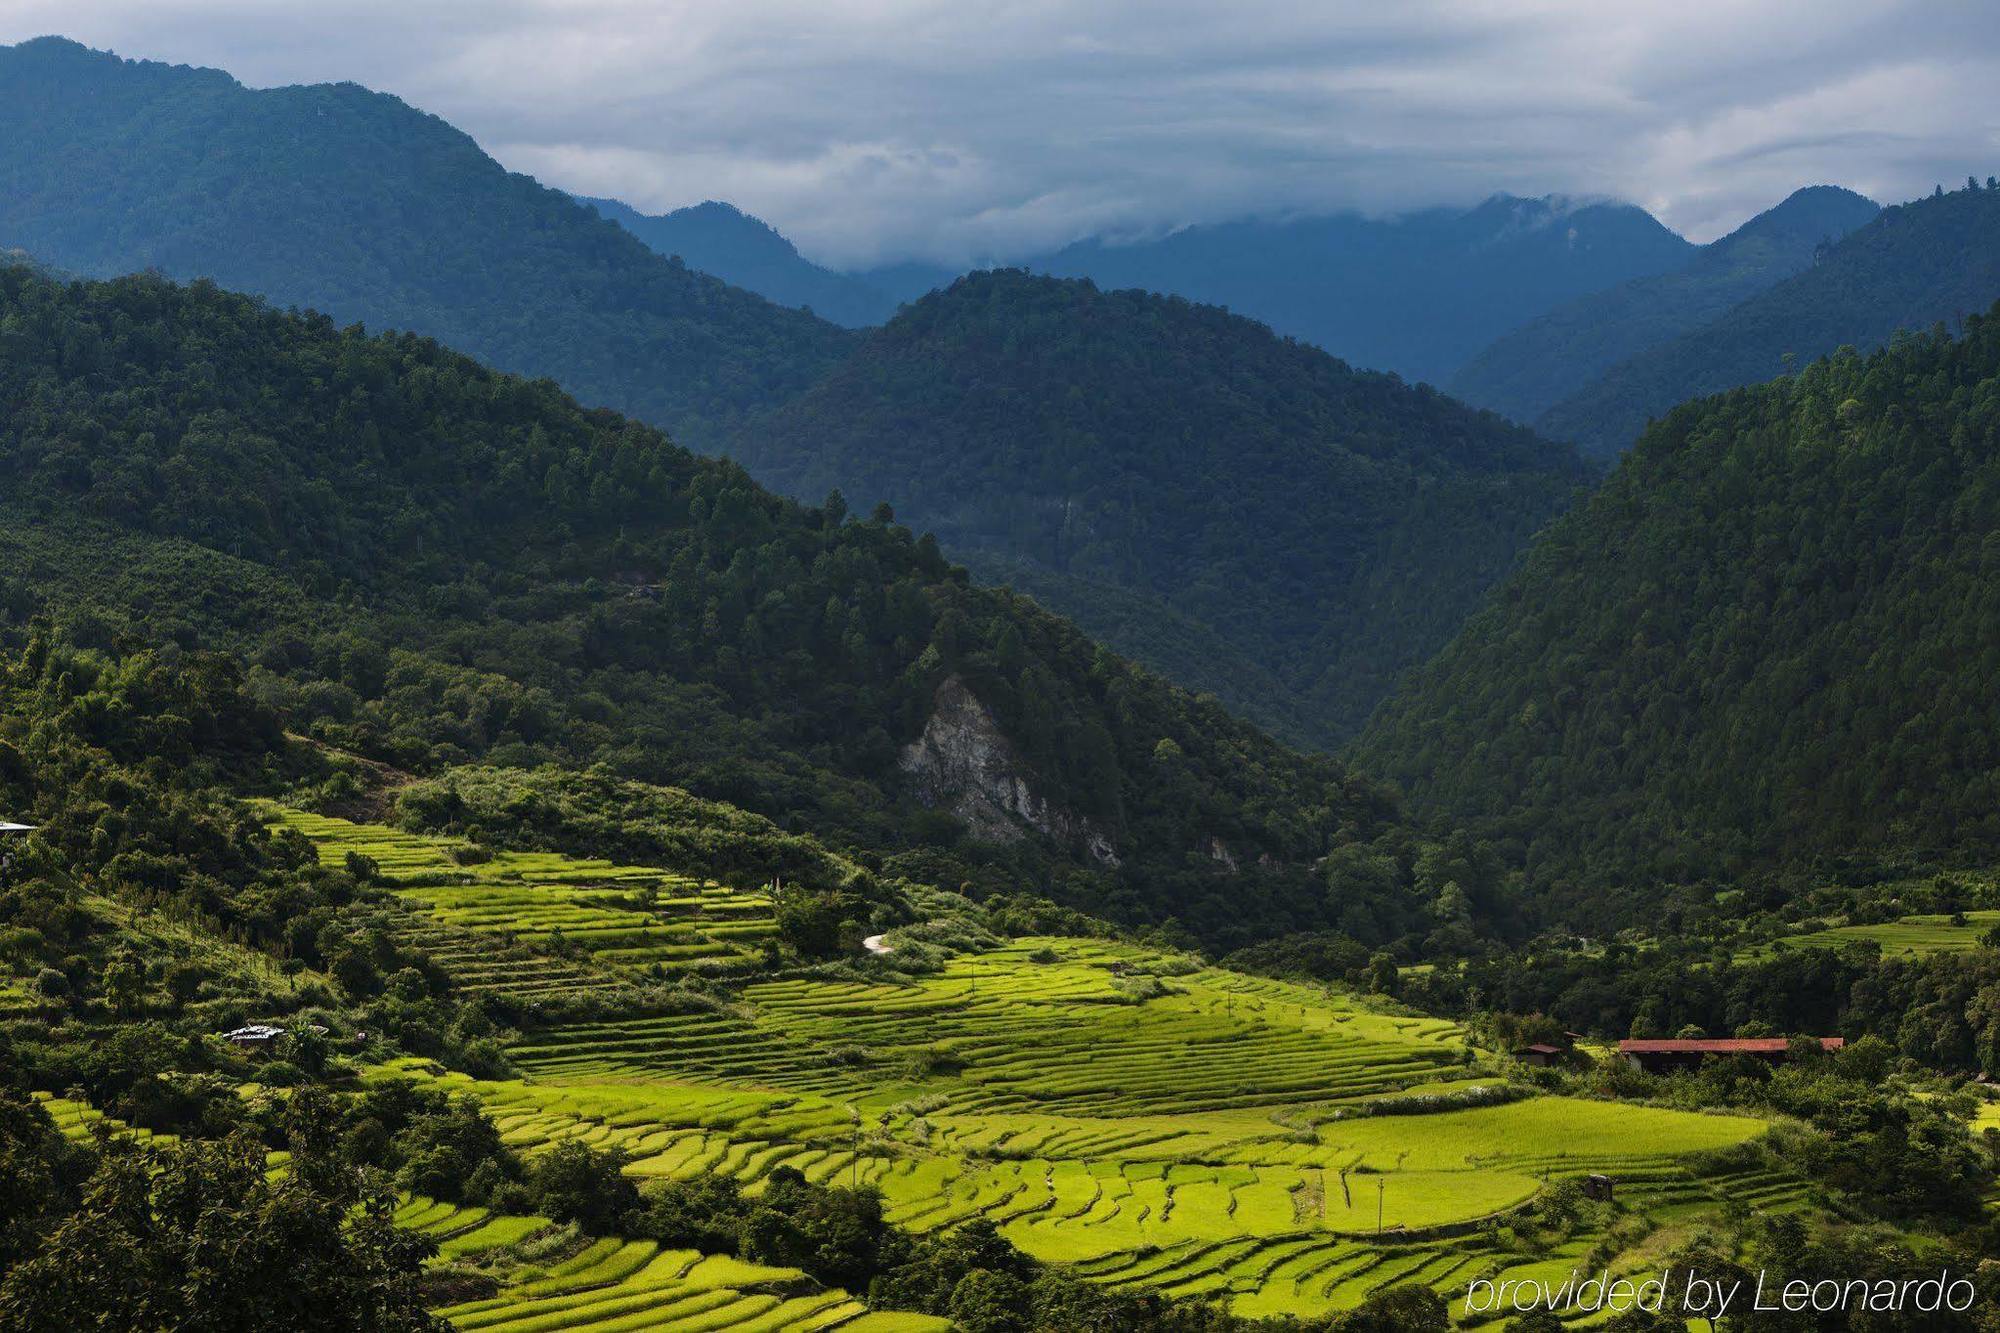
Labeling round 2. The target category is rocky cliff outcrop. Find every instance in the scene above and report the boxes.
[899,675,1119,865]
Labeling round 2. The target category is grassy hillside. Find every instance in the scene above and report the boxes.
[1537,178,2000,456]
[1356,303,2000,918]
[731,270,1590,747]
[0,37,852,445]
[1449,186,1881,424]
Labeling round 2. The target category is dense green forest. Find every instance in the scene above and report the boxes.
[1536,177,2000,456]
[0,261,1469,951]
[730,270,1591,746]
[1356,303,2000,924]
[0,37,852,447]
[1449,186,1881,425]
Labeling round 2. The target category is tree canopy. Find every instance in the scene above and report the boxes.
[1359,302,2000,924]
[731,269,1589,747]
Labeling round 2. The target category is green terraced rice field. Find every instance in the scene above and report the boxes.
[265,807,779,987]
[34,1090,185,1152]
[0,977,38,1015]
[220,815,1788,1323]
[359,936,1772,1320]
[441,1244,946,1333]
[1764,910,2000,958]
[393,1191,924,1331]
[511,940,1473,1115]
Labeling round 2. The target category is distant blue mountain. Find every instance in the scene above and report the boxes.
[1449,185,1882,424]
[1535,181,2000,456]
[846,259,964,308]
[842,196,1696,386]
[0,37,851,446]
[580,196,901,328]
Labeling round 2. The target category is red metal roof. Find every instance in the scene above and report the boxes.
[1618,1037,1843,1054]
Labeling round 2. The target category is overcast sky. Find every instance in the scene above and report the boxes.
[6,1,1998,267]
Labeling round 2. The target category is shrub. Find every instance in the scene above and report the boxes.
[624,1175,748,1254]
[257,1060,304,1087]
[527,1142,637,1234]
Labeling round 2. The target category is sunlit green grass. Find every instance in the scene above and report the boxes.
[1761,910,2000,958]
[263,806,778,987]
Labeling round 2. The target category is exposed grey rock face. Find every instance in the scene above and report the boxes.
[899,674,1119,866]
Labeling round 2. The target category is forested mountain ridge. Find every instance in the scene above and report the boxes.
[727,270,1592,748]
[582,196,901,328]
[1449,185,1881,425]
[1535,178,2000,456]
[1355,303,2000,925]
[0,262,1458,949]
[0,37,853,446]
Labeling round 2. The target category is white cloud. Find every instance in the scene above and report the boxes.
[4,0,1997,265]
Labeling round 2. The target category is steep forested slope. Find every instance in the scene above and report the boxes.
[0,262,1452,948]
[1537,179,2000,456]
[583,197,900,328]
[1357,306,2000,920]
[1450,186,1880,424]
[0,37,851,445]
[729,271,1591,747]
[1020,195,1694,385]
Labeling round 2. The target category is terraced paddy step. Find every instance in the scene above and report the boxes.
[382,1049,1768,1323]
[265,807,778,979]
[438,1246,946,1333]
[507,1012,868,1095]
[390,906,629,1001]
[1699,1164,1815,1213]
[733,946,1473,1116]
[34,1091,184,1152]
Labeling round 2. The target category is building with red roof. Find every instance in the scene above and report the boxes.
[1618,1036,1844,1074]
